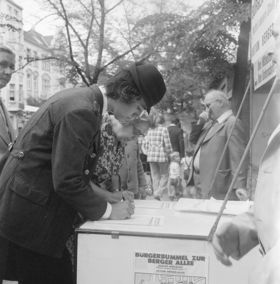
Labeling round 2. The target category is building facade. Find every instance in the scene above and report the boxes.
[23,29,68,106]
[0,0,25,132]
[0,0,69,133]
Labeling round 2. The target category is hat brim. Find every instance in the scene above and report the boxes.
[128,62,166,112]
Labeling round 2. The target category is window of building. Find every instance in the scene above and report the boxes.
[8,29,16,42]
[19,73,23,83]
[8,6,16,42]
[18,56,23,69]
[33,73,39,97]
[33,51,38,68]
[26,48,31,62]
[18,31,21,42]
[26,71,32,97]
[9,84,15,101]
[19,84,23,102]
[42,75,50,98]
[42,55,50,71]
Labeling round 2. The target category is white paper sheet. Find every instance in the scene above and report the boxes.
[174,198,253,215]
[99,215,164,226]
[135,200,174,209]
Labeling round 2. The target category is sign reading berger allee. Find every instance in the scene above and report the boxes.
[251,0,279,90]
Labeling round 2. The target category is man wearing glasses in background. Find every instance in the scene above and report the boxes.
[188,89,249,201]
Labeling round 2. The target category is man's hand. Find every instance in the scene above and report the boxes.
[122,190,134,202]
[235,188,249,201]
[109,200,135,220]
[211,222,240,266]
[107,191,123,203]
[197,111,209,125]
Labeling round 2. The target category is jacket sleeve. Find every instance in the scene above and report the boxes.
[52,108,107,220]
[163,127,172,155]
[179,129,185,158]
[189,121,204,145]
[226,118,248,190]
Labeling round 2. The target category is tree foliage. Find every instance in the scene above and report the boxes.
[41,0,147,85]
[129,0,250,112]
[37,0,250,113]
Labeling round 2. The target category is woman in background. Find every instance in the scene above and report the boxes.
[142,112,172,200]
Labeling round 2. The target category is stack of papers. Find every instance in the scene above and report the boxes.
[99,215,164,226]
[174,198,253,215]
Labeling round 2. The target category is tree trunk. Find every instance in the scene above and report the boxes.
[231,20,251,140]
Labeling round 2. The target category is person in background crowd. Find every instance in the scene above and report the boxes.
[188,90,248,200]
[138,134,153,196]
[211,17,280,284]
[93,113,150,201]
[167,118,185,159]
[142,112,172,200]
[118,114,150,199]
[167,118,185,200]
[168,151,182,200]
[181,149,195,198]
[119,139,148,200]
[0,46,16,160]
[66,113,146,264]
[0,62,166,284]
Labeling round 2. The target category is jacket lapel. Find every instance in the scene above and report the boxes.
[203,122,224,143]
[193,122,212,153]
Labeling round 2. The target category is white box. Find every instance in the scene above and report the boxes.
[76,200,261,284]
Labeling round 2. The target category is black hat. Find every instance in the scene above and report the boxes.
[128,62,166,113]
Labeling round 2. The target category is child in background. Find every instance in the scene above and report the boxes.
[181,150,193,184]
[181,150,196,198]
[168,151,182,201]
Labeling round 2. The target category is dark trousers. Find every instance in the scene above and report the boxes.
[0,236,74,284]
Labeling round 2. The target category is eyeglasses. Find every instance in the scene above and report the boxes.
[204,100,219,109]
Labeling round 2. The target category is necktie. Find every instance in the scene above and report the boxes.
[204,120,217,140]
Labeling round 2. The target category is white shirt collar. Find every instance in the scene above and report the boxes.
[217,109,232,124]
[98,85,108,116]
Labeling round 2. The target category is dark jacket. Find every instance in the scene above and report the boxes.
[167,124,185,158]
[0,86,107,257]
